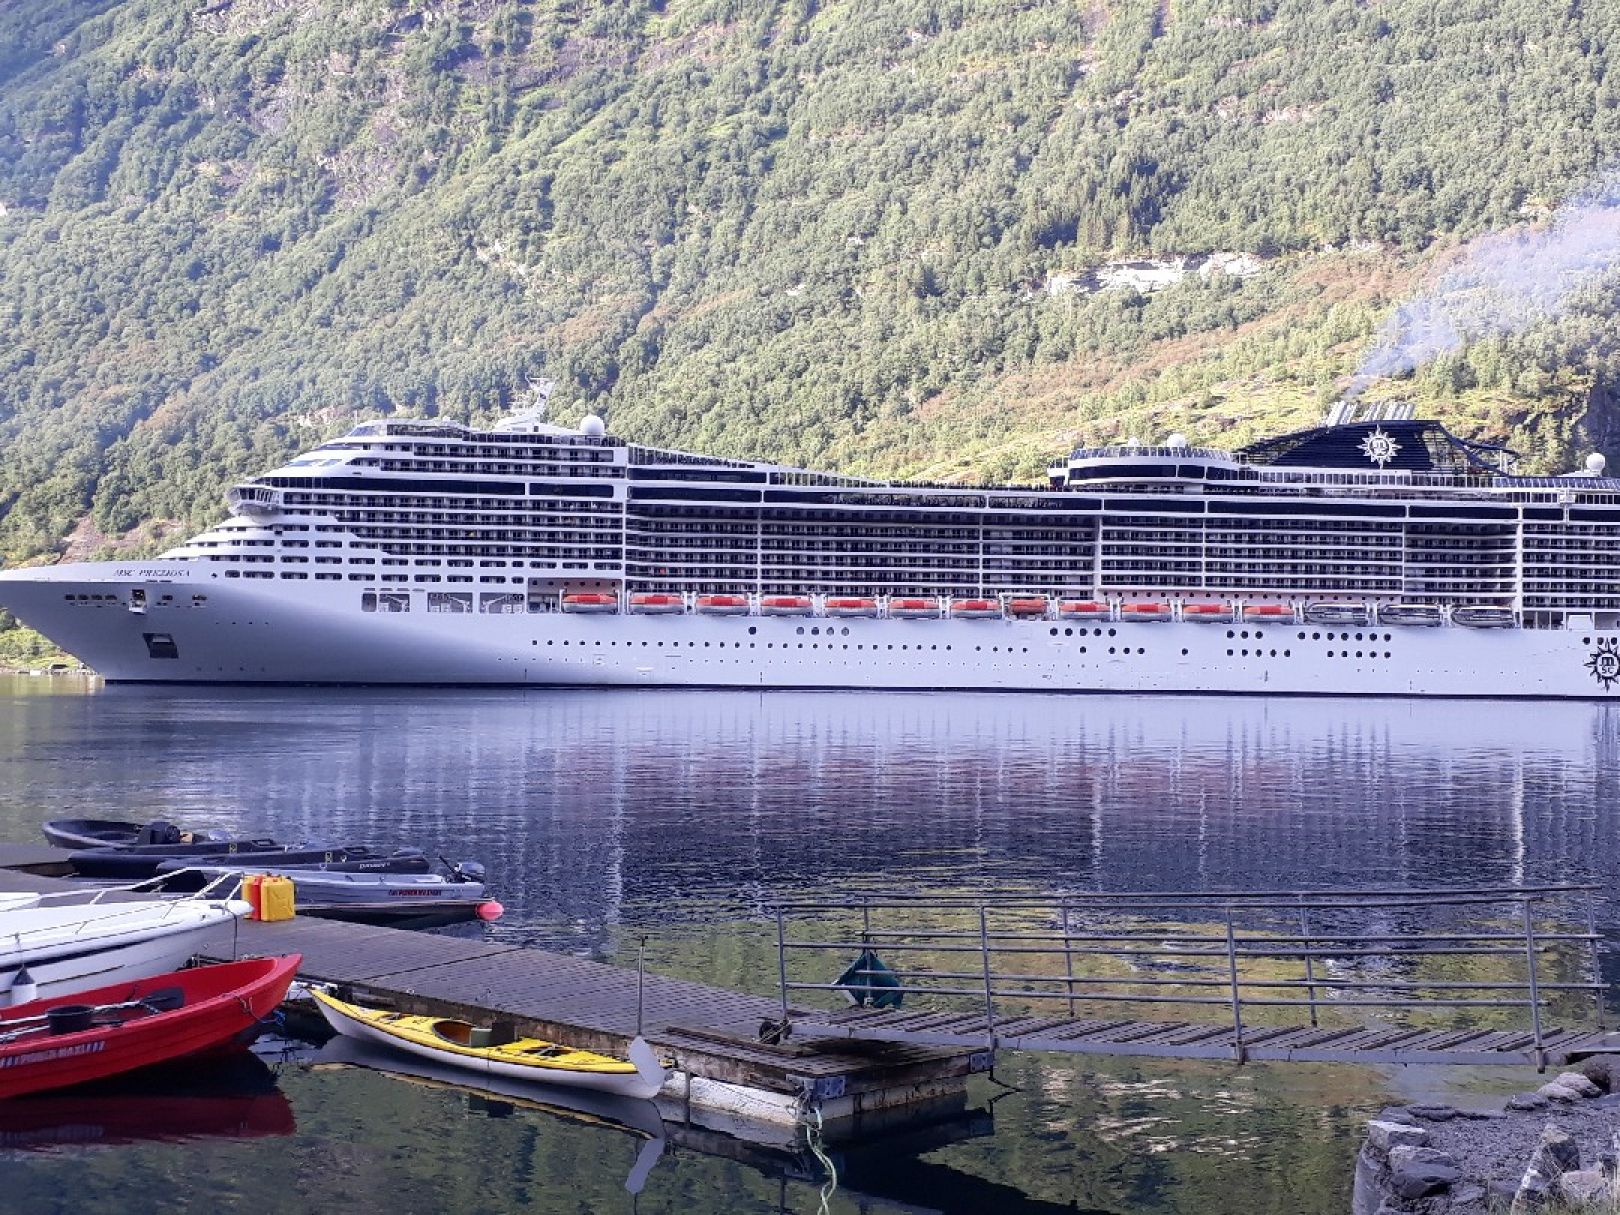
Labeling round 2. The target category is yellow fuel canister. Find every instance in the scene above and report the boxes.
[258,875,296,922]
[242,873,265,921]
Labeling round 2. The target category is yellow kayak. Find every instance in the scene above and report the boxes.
[311,988,668,1100]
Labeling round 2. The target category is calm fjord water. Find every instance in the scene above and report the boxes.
[2,676,1616,1214]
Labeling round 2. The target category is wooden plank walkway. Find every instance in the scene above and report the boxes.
[798,1005,1620,1068]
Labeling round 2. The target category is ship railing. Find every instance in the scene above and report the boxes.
[771,885,1606,1068]
[1,872,244,942]
[227,484,284,517]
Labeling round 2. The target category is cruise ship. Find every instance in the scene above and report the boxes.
[2,400,1618,697]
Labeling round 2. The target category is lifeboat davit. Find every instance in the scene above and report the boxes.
[825,597,880,618]
[1451,605,1517,629]
[1241,603,1294,622]
[561,593,619,614]
[888,597,941,619]
[1057,600,1112,621]
[1005,597,1051,619]
[1118,602,1170,622]
[628,592,685,615]
[950,598,1002,619]
[695,594,751,616]
[760,595,814,617]
[1181,602,1234,624]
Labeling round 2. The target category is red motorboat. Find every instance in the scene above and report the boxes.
[0,954,301,1098]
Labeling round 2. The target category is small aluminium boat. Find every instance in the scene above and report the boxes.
[166,864,492,928]
[312,988,668,1100]
[0,954,301,1098]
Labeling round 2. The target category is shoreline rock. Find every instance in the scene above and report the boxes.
[1354,1059,1620,1213]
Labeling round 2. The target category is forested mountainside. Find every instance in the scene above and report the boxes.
[5,0,1620,569]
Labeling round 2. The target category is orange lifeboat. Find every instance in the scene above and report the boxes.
[1118,602,1170,622]
[561,592,619,615]
[1241,603,1294,622]
[1181,602,1234,623]
[888,597,941,619]
[1005,597,1051,619]
[1057,600,1112,620]
[695,593,751,616]
[825,597,880,618]
[760,594,814,616]
[950,598,1002,619]
[628,592,685,615]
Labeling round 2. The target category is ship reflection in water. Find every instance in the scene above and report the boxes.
[2,679,1616,1213]
[4,684,1615,950]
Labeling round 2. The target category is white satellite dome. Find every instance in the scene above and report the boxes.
[1586,452,1607,476]
[1166,433,1189,449]
[580,413,606,438]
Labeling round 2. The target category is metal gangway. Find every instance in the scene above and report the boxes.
[771,885,1618,1070]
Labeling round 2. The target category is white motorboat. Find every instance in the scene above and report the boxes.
[0,888,250,1004]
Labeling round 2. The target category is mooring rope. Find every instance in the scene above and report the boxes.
[801,1102,839,1215]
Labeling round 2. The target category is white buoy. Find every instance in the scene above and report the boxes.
[8,965,37,1007]
[580,413,606,438]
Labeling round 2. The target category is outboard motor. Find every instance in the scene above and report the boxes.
[448,861,486,885]
[137,820,183,847]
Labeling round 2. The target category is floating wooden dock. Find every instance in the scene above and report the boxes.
[6,847,1616,1124]
[0,846,985,1128]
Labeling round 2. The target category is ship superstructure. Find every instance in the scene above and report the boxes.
[2,404,1618,696]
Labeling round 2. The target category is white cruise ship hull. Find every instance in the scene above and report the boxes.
[4,564,1617,698]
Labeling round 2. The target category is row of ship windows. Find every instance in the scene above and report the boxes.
[366,444,616,462]
[531,639,1039,653]
[259,512,1620,546]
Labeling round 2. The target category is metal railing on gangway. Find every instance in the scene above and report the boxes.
[770,885,1608,1067]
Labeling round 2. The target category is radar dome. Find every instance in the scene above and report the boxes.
[580,413,606,438]
[1167,433,1189,449]
[1587,453,1608,476]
